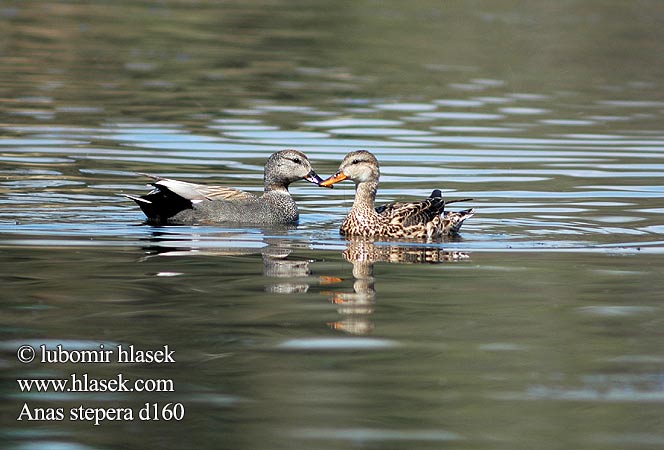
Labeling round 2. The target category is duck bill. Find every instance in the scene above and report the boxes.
[320,172,347,187]
[304,170,327,186]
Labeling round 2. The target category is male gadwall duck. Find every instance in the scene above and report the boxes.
[320,150,475,239]
[125,149,324,225]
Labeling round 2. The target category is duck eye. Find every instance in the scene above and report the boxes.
[351,159,360,165]
[292,158,302,164]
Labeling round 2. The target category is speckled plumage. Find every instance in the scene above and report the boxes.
[124,149,323,225]
[321,150,475,240]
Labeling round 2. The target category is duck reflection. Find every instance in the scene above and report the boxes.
[138,230,337,294]
[326,237,469,335]
[261,243,331,294]
[136,230,469,336]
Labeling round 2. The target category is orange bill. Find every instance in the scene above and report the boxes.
[320,172,348,187]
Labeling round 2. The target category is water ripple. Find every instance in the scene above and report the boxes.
[0,79,662,254]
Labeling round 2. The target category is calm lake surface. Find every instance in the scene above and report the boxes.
[2,1,664,449]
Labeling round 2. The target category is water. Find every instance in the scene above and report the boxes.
[2,1,664,449]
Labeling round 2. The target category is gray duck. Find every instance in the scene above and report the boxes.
[124,149,324,225]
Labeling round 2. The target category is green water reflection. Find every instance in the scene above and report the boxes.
[2,246,664,449]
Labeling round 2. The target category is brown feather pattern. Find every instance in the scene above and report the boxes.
[322,150,475,240]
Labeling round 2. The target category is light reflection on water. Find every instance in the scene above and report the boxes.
[2,0,664,449]
[3,92,663,251]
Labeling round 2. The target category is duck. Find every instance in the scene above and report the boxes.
[124,149,324,225]
[320,150,475,239]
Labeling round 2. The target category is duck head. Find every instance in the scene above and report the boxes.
[320,150,380,187]
[265,149,324,189]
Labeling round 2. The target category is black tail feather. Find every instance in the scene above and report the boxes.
[444,198,473,206]
[123,190,193,224]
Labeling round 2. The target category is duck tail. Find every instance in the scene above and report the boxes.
[122,188,193,224]
[121,194,161,220]
[445,208,476,234]
[443,198,473,206]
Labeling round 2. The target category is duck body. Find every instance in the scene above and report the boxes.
[167,190,301,225]
[321,150,474,240]
[124,149,323,225]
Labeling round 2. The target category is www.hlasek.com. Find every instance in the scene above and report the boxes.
[15,343,184,426]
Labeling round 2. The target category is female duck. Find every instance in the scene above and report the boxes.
[125,149,324,225]
[320,150,474,239]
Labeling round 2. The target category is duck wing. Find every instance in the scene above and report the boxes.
[141,174,256,202]
[187,185,256,202]
[376,190,474,228]
[376,196,446,227]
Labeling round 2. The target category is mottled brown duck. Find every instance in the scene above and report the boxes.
[320,150,475,239]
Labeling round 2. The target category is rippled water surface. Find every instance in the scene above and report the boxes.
[2,1,664,449]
